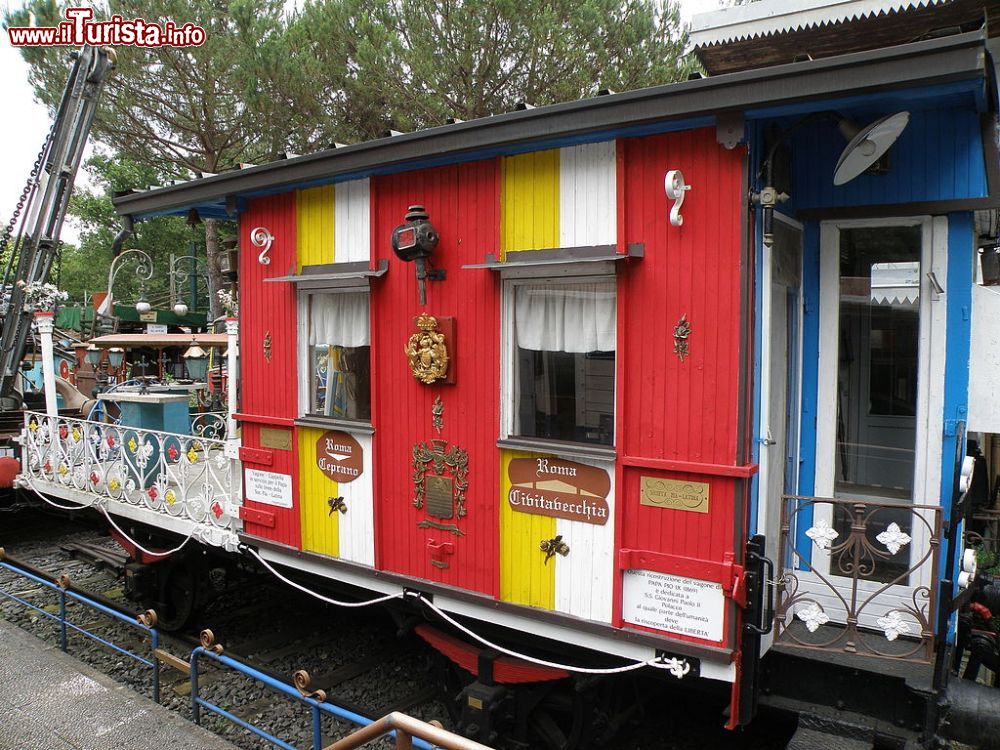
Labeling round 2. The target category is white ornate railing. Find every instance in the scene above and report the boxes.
[190,411,228,441]
[20,411,241,536]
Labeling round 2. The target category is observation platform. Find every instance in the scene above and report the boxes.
[0,618,237,750]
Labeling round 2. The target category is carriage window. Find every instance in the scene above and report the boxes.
[508,278,616,446]
[307,291,371,421]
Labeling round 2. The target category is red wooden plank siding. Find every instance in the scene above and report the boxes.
[371,160,500,596]
[615,128,747,643]
[239,194,302,547]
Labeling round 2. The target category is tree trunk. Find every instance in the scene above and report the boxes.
[204,218,225,322]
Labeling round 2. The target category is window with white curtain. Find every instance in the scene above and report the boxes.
[306,291,371,420]
[508,278,616,446]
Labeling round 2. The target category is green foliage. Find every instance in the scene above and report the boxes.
[293,0,693,141]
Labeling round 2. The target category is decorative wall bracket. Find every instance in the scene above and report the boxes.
[250,226,274,265]
[664,170,691,227]
[432,395,444,434]
[673,314,691,361]
[540,535,570,564]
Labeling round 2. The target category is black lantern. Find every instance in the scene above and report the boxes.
[391,205,442,304]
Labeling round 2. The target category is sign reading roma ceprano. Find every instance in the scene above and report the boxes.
[507,457,610,525]
[315,431,363,483]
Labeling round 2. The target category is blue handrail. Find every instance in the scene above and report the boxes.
[0,558,161,702]
[190,645,434,750]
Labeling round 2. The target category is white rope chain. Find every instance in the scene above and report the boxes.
[245,545,677,676]
[245,546,403,608]
[21,472,195,558]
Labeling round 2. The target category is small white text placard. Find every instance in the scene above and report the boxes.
[245,469,293,509]
[622,569,725,642]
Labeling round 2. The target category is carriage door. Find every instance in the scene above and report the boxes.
[793,218,941,635]
[759,214,802,651]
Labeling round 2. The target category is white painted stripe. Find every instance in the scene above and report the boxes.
[337,432,375,566]
[335,179,371,263]
[559,142,617,249]
[553,455,615,623]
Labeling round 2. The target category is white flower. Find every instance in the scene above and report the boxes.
[796,602,830,633]
[805,518,839,550]
[876,522,911,556]
[876,611,912,641]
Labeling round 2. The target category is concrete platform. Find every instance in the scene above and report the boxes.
[0,618,238,750]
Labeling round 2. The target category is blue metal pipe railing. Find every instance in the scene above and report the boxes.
[0,558,160,702]
[190,646,434,750]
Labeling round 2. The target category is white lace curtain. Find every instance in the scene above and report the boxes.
[515,280,616,353]
[309,292,370,348]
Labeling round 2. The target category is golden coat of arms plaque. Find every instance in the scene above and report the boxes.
[405,313,449,384]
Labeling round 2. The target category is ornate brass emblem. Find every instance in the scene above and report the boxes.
[432,395,444,434]
[405,313,448,384]
[413,438,468,536]
[263,330,273,362]
[540,535,570,564]
[673,314,690,361]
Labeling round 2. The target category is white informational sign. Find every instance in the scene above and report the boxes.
[245,469,293,509]
[622,569,725,642]
[146,323,169,334]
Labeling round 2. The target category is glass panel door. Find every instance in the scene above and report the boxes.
[833,226,921,584]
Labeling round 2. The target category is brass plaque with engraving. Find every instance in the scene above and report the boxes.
[639,476,709,514]
[260,427,292,451]
[425,475,455,519]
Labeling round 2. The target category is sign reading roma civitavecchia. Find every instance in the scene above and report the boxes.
[316,431,363,483]
[506,457,610,525]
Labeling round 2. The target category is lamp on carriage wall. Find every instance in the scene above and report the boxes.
[391,205,442,305]
[754,110,910,247]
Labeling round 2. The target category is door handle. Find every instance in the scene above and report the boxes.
[760,429,776,447]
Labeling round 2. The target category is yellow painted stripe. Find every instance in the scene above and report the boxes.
[298,427,339,557]
[500,150,559,258]
[296,186,335,270]
[499,449,556,609]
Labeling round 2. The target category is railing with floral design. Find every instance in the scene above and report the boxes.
[190,411,228,441]
[20,411,241,536]
[776,495,942,663]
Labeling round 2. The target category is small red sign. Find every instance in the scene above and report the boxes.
[316,431,363,483]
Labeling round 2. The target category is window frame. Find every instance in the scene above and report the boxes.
[499,265,618,458]
[296,285,373,428]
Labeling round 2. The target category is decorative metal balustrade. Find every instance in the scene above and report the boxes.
[776,495,942,663]
[190,411,228,441]
[20,411,241,539]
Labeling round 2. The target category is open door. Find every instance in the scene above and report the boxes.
[758,214,803,652]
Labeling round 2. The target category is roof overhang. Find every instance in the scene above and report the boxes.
[113,30,993,221]
[691,0,1000,75]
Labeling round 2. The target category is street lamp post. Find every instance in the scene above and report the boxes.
[96,248,154,324]
[169,250,212,318]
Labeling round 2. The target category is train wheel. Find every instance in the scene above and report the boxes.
[151,557,201,632]
[523,683,592,750]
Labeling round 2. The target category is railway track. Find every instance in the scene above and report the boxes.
[0,506,796,749]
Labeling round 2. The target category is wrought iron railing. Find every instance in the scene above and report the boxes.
[190,411,228,441]
[776,495,942,662]
[20,411,240,532]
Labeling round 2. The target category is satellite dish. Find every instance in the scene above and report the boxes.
[833,111,910,186]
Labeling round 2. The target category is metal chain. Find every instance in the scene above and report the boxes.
[0,125,56,259]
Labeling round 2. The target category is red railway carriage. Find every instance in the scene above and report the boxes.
[21,5,996,748]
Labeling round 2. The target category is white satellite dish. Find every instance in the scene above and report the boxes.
[833,111,910,186]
